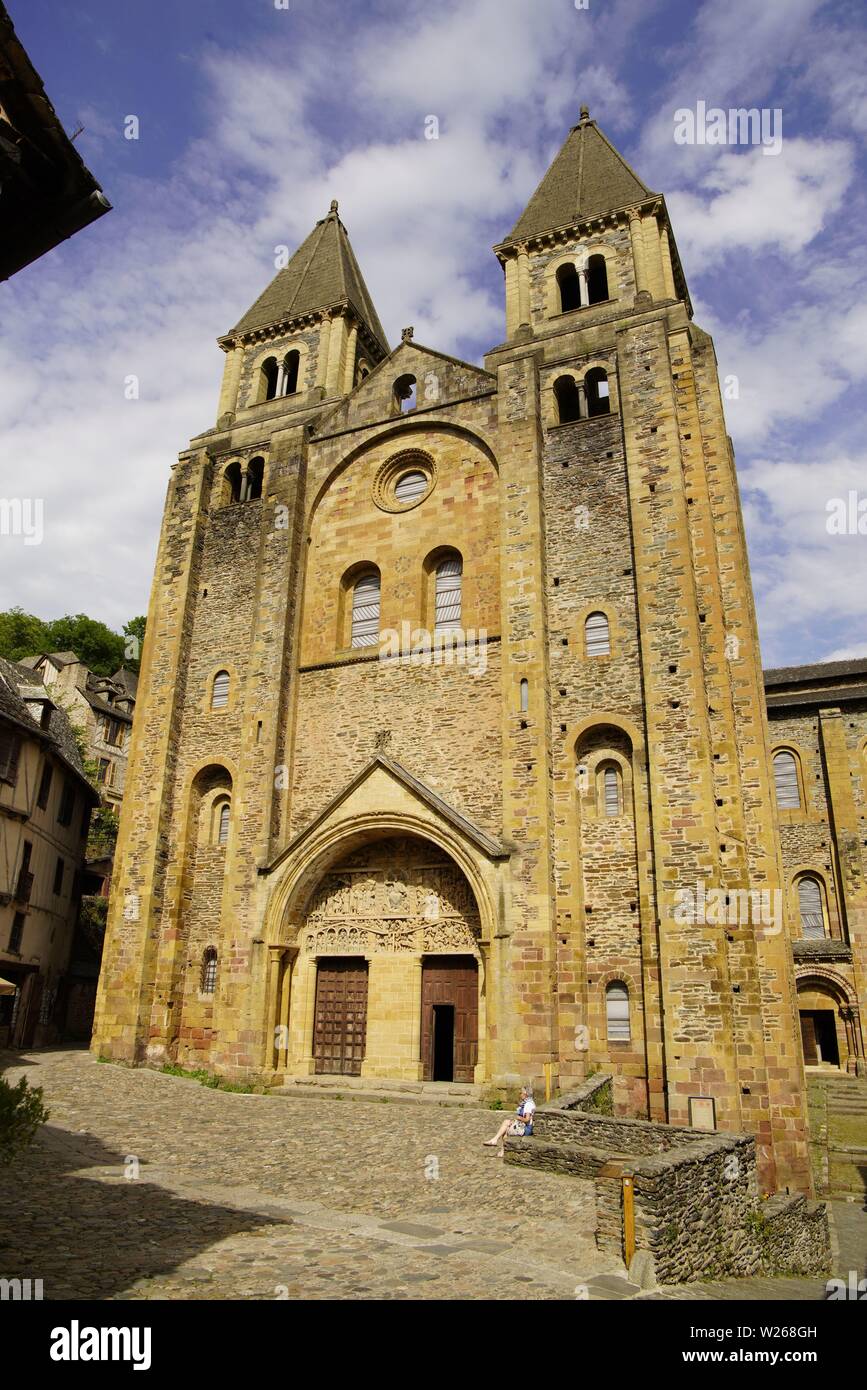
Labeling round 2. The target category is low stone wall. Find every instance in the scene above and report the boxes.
[505,1077,831,1285]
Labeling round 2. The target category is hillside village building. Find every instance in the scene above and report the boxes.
[93,111,867,1196]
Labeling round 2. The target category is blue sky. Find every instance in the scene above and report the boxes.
[2,0,866,666]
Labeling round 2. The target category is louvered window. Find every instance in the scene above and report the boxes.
[435,555,462,631]
[606,983,630,1042]
[212,671,230,710]
[351,573,381,648]
[585,611,610,656]
[798,877,825,939]
[201,948,218,994]
[218,802,230,847]
[773,751,800,809]
[394,470,428,504]
[603,766,620,817]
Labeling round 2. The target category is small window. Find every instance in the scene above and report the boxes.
[36,763,53,810]
[606,982,630,1041]
[434,554,462,631]
[9,913,25,954]
[773,751,800,810]
[394,471,428,504]
[246,457,265,501]
[585,368,610,417]
[554,375,582,424]
[53,857,64,896]
[201,947,218,994]
[57,779,75,826]
[211,671,230,710]
[394,374,417,413]
[224,461,242,504]
[218,801,230,847]
[585,611,610,656]
[351,572,381,648]
[520,678,529,713]
[603,766,621,817]
[557,262,581,313]
[0,728,21,785]
[587,253,609,305]
[282,349,300,396]
[261,357,279,402]
[97,758,113,787]
[103,716,122,746]
[798,876,825,939]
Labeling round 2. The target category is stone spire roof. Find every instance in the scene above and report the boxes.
[230,201,389,352]
[505,107,657,243]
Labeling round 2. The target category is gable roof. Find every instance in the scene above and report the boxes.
[230,202,389,352]
[505,108,656,244]
[0,657,97,797]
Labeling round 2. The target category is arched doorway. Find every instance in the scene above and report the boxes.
[796,972,861,1072]
[273,834,485,1084]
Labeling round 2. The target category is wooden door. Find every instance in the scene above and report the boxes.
[800,1012,818,1066]
[313,958,368,1075]
[421,956,478,1083]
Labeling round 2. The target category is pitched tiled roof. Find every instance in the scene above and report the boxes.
[764,659,867,686]
[0,657,96,796]
[505,109,656,244]
[231,204,389,351]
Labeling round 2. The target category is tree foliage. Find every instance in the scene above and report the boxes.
[0,608,146,675]
[0,1075,49,1164]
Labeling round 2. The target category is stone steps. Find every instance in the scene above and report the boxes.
[269,1076,486,1108]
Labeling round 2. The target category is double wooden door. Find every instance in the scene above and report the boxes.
[313,958,368,1075]
[421,956,478,1083]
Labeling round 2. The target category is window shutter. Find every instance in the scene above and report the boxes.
[351,573,381,648]
[773,752,800,809]
[606,983,630,1041]
[0,728,21,784]
[435,555,462,631]
[798,877,824,938]
[218,803,230,846]
[603,767,620,816]
[585,612,610,656]
[394,471,427,503]
[212,671,230,709]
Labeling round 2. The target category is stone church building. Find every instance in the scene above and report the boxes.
[93,111,867,1197]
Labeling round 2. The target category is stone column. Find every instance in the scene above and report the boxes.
[316,314,332,390]
[217,341,243,418]
[264,946,285,1071]
[275,361,286,398]
[578,382,587,420]
[578,268,589,308]
[325,312,347,396]
[516,243,531,326]
[287,952,318,1075]
[343,322,359,394]
[658,222,677,299]
[629,210,649,295]
[505,255,520,338]
[276,949,296,1076]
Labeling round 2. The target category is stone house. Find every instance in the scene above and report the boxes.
[93,110,866,1198]
[0,657,99,1046]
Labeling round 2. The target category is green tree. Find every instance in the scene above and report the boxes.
[122,615,146,672]
[0,607,50,662]
[0,610,145,676]
[0,1075,48,1164]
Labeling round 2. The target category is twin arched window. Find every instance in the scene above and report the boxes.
[773,751,801,810]
[211,671,230,710]
[260,350,301,402]
[345,552,463,649]
[606,982,630,1041]
[201,947,218,994]
[556,254,610,314]
[224,457,264,504]
[585,611,610,656]
[554,369,611,424]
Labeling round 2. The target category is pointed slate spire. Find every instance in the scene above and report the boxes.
[231,202,389,353]
[506,107,657,243]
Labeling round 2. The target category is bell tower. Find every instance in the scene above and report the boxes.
[487,107,811,1193]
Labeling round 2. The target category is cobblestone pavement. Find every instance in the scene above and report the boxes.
[2,1049,862,1302]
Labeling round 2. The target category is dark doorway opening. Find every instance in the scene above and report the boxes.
[432,1004,455,1082]
[800,1009,840,1067]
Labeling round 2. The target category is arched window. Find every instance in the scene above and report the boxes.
[351,572,381,648]
[224,461,242,504]
[798,876,825,939]
[585,611,610,656]
[282,349,300,396]
[217,801,230,847]
[773,751,800,810]
[246,457,264,501]
[602,765,621,817]
[260,357,279,402]
[211,670,230,710]
[587,253,609,304]
[557,263,581,313]
[394,470,428,504]
[606,982,630,1041]
[394,374,417,413]
[554,375,582,424]
[585,368,610,417]
[201,947,218,994]
[434,554,462,631]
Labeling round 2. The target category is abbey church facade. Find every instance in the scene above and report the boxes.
[93,110,867,1196]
